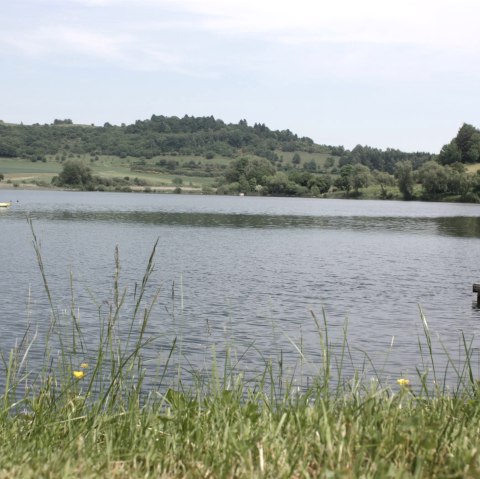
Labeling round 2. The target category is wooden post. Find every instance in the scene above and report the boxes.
[473,284,480,307]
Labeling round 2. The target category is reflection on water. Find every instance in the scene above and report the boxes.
[13,209,480,239]
[436,216,480,238]
[2,190,480,391]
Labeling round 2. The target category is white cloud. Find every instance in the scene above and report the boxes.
[2,23,185,72]
[3,26,124,58]
[66,0,479,49]
[173,0,480,51]
[3,0,480,80]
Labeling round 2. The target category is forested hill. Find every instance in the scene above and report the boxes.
[0,115,432,173]
[0,116,323,161]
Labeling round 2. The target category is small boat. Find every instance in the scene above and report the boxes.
[0,202,12,208]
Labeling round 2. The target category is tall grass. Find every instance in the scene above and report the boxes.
[1,225,480,477]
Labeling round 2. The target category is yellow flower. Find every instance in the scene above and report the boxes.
[397,378,410,387]
[80,363,89,369]
[73,371,85,379]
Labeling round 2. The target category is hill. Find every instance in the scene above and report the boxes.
[0,115,433,171]
[6,115,478,201]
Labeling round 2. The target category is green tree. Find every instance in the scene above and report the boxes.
[56,160,93,187]
[238,175,250,193]
[351,164,371,194]
[465,142,480,163]
[373,170,396,198]
[288,170,312,187]
[303,160,317,172]
[325,157,335,169]
[455,123,478,161]
[395,161,414,200]
[264,172,301,195]
[446,168,471,196]
[53,119,73,125]
[291,153,301,165]
[438,141,462,165]
[0,142,17,157]
[417,161,449,199]
[334,165,353,194]
[225,157,275,187]
[309,174,332,194]
[442,123,480,164]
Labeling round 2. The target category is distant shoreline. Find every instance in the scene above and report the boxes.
[0,182,203,193]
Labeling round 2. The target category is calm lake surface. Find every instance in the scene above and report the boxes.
[2,190,480,389]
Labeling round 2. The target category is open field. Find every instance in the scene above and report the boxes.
[466,164,480,174]
[0,155,215,192]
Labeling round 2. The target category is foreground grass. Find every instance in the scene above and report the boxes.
[2,226,480,478]
[3,382,480,478]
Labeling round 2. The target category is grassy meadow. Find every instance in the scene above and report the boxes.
[2,227,480,478]
[0,155,217,192]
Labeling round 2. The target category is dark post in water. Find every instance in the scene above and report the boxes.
[473,284,480,307]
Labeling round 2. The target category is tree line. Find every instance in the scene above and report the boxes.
[0,116,321,162]
[215,123,480,201]
[2,115,480,202]
[0,115,431,173]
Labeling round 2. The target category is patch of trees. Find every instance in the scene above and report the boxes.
[51,160,145,192]
[218,136,480,202]
[333,164,372,195]
[417,161,476,201]
[0,142,17,157]
[438,123,480,165]
[217,156,332,197]
[338,144,433,174]
[392,158,478,202]
[51,160,93,189]
[53,119,73,125]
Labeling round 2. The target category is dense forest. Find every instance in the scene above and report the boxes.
[1,116,480,201]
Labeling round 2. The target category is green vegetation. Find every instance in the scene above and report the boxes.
[2,228,480,478]
[2,116,480,201]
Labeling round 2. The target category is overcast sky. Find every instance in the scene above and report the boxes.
[2,0,479,152]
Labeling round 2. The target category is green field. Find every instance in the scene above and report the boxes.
[0,155,218,191]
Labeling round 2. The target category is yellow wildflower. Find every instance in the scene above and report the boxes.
[80,363,89,369]
[396,378,410,387]
[73,370,85,379]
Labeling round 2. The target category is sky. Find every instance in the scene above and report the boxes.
[2,0,480,153]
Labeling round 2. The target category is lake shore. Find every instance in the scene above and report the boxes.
[0,181,203,194]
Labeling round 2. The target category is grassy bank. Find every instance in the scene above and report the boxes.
[5,376,480,478]
[2,228,480,478]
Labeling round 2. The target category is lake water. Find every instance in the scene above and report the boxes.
[2,189,480,390]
